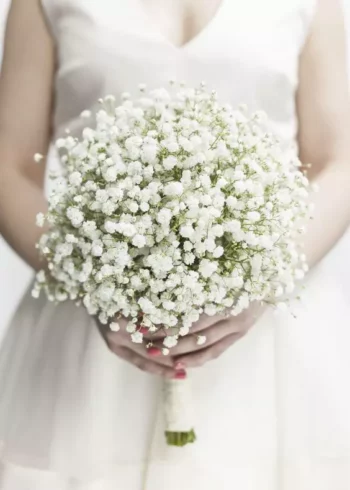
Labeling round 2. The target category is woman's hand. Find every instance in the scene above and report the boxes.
[97,304,265,377]
[96,316,176,378]
[170,303,265,368]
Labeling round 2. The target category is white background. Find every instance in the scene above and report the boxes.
[0,1,350,339]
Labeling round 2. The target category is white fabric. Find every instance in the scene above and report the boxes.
[2,0,350,488]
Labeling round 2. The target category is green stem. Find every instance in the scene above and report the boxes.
[165,429,196,447]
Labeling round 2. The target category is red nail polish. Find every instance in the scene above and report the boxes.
[174,369,187,380]
[148,347,161,357]
[175,361,186,371]
[139,327,148,334]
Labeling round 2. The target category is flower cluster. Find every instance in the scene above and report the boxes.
[33,83,311,349]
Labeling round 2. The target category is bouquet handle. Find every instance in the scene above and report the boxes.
[163,377,196,447]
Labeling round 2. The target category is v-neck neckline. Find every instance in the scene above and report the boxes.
[138,0,226,50]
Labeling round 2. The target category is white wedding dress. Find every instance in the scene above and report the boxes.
[1,0,350,488]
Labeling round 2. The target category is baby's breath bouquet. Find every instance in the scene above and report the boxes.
[34,82,311,446]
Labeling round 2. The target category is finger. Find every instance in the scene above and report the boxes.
[144,313,228,340]
[143,328,170,342]
[141,313,228,344]
[133,344,175,367]
[106,332,174,367]
[111,345,175,378]
[175,332,245,368]
[169,318,242,356]
[188,311,229,334]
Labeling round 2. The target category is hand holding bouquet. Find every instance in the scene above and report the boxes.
[34,82,311,445]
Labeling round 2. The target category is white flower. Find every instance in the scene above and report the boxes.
[34,153,44,163]
[162,348,170,356]
[56,138,66,149]
[211,224,224,237]
[184,252,195,265]
[80,110,92,119]
[199,259,218,278]
[226,196,238,209]
[162,138,179,153]
[138,297,156,315]
[140,202,150,212]
[104,220,117,234]
[179,326,190,336]
[36,270,46,283]
[69,171,82,186]
[82,221,96,235]
[128,201,139,213]
[163,335,178,348]
[247,211,261,222]
[234,181,246,193]
[109,322,120,332]
[92,244,103,256]
[96,189,109,203]
[196,335,207,346]
[157,208,172,225]
[132,234,146,248]
[141,144,158,164]
[102,201,116,216]
[183,241,193,252]
[225,220,241,233]
[204,304,217,316]
[213,246,224,258]
[66,207,84,227]
[276,302,288,312]
[31,288,40,299]
[163,300,175,310]
[126,321,137,333]
[204,238,216,252]
[163,182,183,197]
[163,156,178,170]
[131,331,143,343]
[180,225,194,239]
[36,213,45,228]
[103,166,117,182]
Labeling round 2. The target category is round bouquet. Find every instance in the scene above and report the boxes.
[34,82,311,446]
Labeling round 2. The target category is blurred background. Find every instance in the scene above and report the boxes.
[0,0,350,340]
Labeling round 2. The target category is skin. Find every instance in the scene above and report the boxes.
[0,0,349,378]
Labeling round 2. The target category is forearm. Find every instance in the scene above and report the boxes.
[304,160,350,269]
[0,166,47,271]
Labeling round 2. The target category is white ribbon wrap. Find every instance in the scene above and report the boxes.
[163,377,194,432]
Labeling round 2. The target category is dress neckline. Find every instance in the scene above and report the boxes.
[137,0,226,50]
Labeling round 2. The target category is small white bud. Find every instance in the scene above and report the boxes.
[131,331,143,344]
[36,213,45,228]
[196,335,207,346]
[110,322,120,332]
[34,153,44,163]
[80,110,92,119]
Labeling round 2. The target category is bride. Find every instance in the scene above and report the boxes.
[0,0,350,489]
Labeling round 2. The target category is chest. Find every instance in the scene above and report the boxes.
[138,0,224,48]
[46,0,310,142]
[51,0,306,83]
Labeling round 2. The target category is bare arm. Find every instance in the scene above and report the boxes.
[0,0,55,270]
[297,0,350,267]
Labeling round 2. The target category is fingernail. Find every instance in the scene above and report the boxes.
[139,327,148,334]
[174,361,186,370]
[174,369,187,380]
[147,347,161,357]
